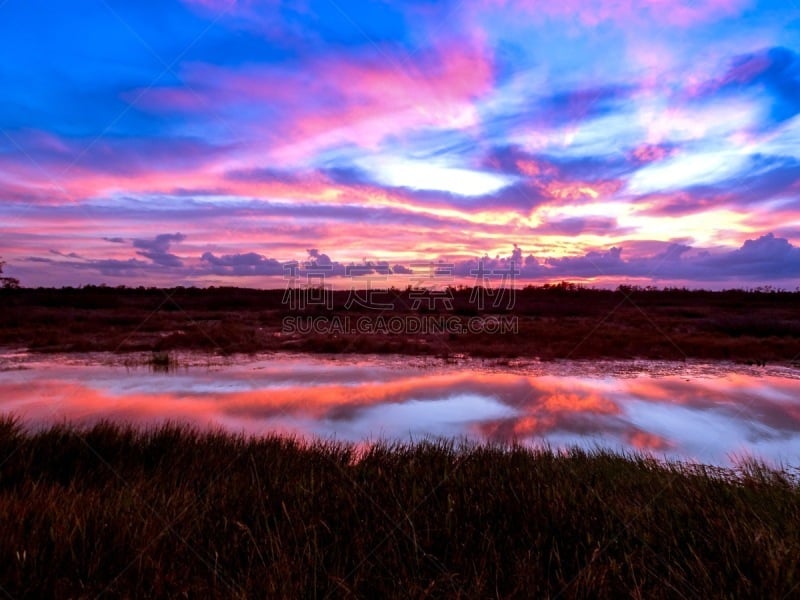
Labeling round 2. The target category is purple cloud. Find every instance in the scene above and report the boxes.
[133,233,186,267]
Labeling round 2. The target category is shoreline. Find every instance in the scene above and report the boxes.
[3,347,800,377]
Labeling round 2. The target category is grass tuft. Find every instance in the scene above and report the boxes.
[0,417,798,598]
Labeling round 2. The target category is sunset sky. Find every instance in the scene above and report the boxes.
[2,0,800,288]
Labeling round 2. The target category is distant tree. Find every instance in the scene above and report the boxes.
[0,258,20,289]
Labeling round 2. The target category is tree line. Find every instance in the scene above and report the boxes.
[0,259,20,289]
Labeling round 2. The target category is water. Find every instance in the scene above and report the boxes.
[2,351,799,467]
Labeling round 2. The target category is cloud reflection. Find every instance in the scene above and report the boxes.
[2,356,799,467]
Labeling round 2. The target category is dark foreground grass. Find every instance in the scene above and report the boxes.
[0,417,798,598]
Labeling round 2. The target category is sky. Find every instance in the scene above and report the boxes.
[1,0,800,289]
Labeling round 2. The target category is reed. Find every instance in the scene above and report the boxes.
[0,416,797,598]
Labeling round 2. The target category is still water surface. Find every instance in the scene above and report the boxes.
[2,351,799,467]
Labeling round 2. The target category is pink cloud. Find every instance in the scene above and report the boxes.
[629,143,674,164]
[482,0,748,27]
[130,38,493,161]
[542,179,623,203]
[627,431,673,451]
[514,158,558,178]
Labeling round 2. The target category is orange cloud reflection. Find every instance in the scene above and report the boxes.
[3,357,800,467]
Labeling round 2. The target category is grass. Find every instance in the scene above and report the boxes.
[148,351,176,373]
[0,416,798,598]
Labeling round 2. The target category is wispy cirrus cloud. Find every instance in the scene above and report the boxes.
[129,36,493,163]
[1,0,798,287]
[480,0,749,27]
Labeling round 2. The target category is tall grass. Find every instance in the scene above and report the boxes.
[148,351,176,372]
[0,416,798,598]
